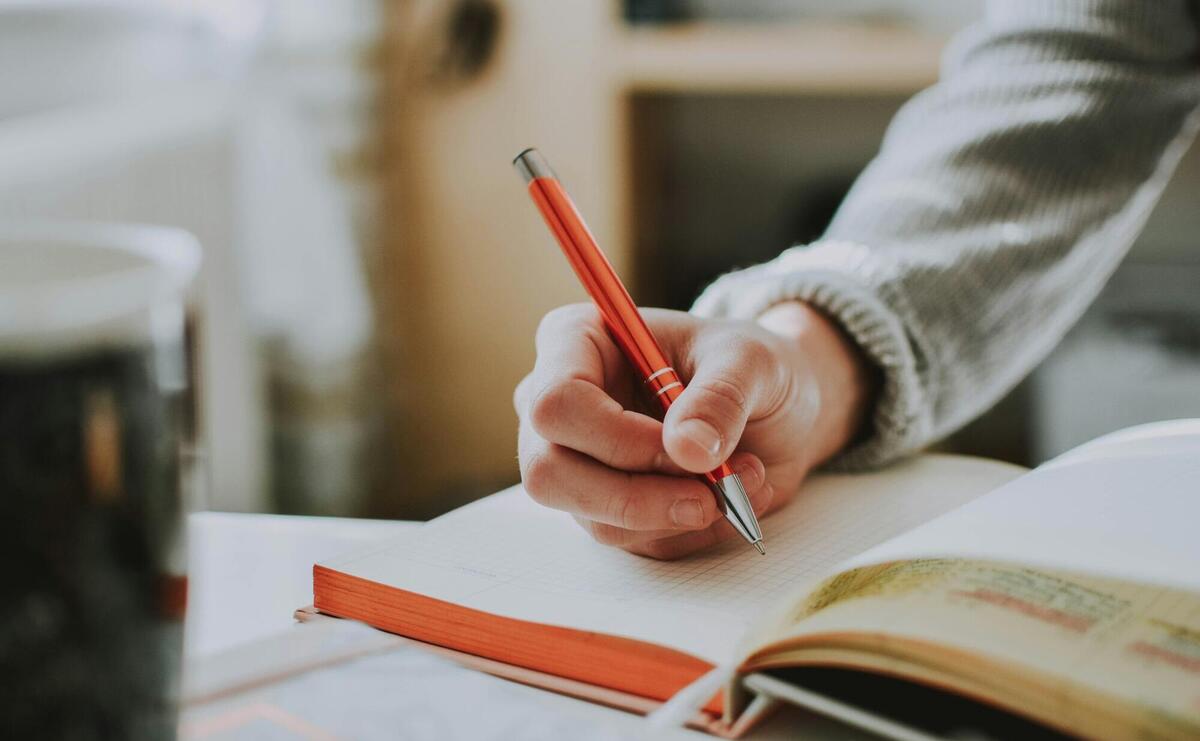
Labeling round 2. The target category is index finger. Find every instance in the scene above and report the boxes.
[532,304,620,387]
[521,306,682,473]
[514,305,608,417]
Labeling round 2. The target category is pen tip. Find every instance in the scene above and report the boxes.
[754,541,766,556]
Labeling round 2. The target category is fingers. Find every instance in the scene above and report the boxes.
[517,304,686,474]
[515,304,793,559]
[520,427,740,531]
[528,304,613,390]
[565,453,766,550]
[526,377,678,473]
[626,481,776,560]
[573,516,682,548]
[663,335,784,473]
[520,401,766,528]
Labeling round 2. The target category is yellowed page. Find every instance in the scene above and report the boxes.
[319,455,1022,664]
[750,559,1200,738]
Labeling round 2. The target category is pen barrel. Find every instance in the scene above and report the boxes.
[644,366,683,410]
[704,462,735,485]
[520,168,671,383]
[515,149,742,505]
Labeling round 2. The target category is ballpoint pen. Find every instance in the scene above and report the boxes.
[513,147,765,555]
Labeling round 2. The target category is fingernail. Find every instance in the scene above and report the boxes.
[678,418,723,458]
[670,499,705,528]
[653,451,671,471]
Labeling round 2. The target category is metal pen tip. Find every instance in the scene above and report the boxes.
[709,472,765,552]
[753,541,766,556]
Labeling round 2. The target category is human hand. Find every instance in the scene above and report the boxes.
[514,301,875,559]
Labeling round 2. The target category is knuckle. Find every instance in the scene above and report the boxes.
[513,374,533,414]
[697,376,750,427]
[602,432,640,469]
[528,382,570,435]
[537,303,594,338]
[736,335,774,370]
[521,448,557,503]
[612,488,640,531]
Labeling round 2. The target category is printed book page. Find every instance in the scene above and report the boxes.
[319,455,1022,664]
[757,558,1200,737]
[838,424,1200,593]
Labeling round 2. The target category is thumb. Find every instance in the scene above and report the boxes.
[661,338,778,473]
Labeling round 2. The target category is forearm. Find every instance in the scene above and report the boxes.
[696,0,1200,467]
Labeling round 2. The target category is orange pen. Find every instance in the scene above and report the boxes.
[514,148,764,554]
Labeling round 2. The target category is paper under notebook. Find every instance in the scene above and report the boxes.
[313,421,1200,739]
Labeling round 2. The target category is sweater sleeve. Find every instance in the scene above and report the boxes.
[692,0,1200,468]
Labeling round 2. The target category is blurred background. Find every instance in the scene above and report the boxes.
[6,0,1198,522]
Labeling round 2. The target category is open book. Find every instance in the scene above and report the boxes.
[312,420,1200,739]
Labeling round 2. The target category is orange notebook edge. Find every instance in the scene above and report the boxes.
[310,564,751,730]
[293,605,740,736]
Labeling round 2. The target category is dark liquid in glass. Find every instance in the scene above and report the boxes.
[0,342,186,740]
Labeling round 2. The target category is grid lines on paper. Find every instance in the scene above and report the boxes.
[389,474,977,615]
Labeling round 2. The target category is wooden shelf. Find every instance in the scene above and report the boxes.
[615,22,946,95]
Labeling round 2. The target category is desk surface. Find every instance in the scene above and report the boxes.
[183,511,868,740]
[185,511,414,657]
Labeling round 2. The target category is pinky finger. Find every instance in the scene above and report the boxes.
[573,517,681,548]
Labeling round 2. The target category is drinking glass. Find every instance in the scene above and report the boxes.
[0,222,200,740]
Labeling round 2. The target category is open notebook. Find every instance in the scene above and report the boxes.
[313,420,1200,739]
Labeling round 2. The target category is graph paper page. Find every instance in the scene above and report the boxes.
[322,455,1022,664]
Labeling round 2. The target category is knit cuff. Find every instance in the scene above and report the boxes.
[692,241,929,470]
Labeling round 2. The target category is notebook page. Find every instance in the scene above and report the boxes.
[321,455,1022,664]
[841,425,1200,592]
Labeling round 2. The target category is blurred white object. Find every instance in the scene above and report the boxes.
[0,1,379,513]
[237,97,372,377]
[0,90,268,512]
[241,0,381,375]
[185,512,411,656]
[0,221,200,357]
[0,0,254,118]
[1032,264,1200,460]
[1033,329,1200,459]
[244,0,385,515]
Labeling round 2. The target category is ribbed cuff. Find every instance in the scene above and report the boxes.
[692,241,930,470]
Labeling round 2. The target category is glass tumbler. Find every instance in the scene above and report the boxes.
[0,222,200,740]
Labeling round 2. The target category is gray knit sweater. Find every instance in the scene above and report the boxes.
[693,0,1200,468]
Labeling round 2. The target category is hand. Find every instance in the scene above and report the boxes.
[514,301,875,559]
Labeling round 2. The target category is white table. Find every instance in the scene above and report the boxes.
[185,511,414,657]
[183,512,867,740]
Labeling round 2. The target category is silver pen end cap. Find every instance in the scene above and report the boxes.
[513,147,555,184]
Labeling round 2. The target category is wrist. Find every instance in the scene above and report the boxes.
[757,301,878,466]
